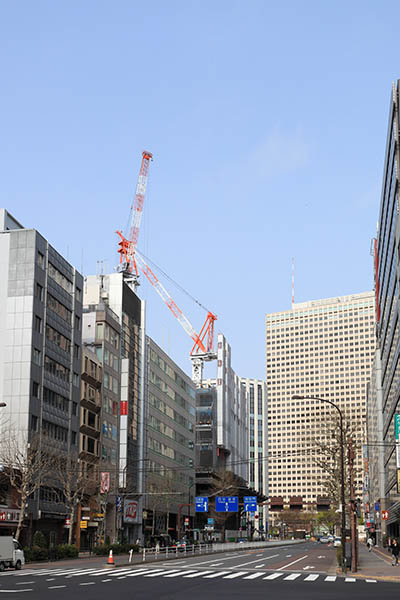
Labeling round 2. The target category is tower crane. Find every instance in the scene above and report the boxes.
[116,152,217,386]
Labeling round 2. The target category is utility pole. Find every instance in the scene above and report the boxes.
[348,438,358,572]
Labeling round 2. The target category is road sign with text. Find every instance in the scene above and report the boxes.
[195,497,208,512]
[244,496,257,512]
[215,496,238,512]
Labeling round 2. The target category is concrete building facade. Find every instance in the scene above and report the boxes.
[366,80,400,541]
[266,292,375,523]
[0,209,83,541]
[144,337,196,541]
[84,273,145,542]
[240,378,268,533]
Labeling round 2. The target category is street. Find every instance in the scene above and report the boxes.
[0,542,397,598]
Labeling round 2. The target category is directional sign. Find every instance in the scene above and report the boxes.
[215,496,238,512]
[207,518,214,525]
[195,496,208,513]
[243,496,257,512]
[395,414,400,441]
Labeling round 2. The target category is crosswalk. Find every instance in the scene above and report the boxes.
[4,566,378,584]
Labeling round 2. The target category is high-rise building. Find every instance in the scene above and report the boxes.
[144,337,196,541]
[84,273,145,542]
[240,378,268,533]
[266,292,375,520]
[366,80,400,541]
[0,208,83,541]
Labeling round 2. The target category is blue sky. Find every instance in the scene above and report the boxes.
[0,0,398,380]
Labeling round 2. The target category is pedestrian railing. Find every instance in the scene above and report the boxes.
[141,543,214,562]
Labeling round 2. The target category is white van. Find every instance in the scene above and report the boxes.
[0,537,25,570]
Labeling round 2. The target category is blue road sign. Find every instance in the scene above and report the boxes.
[195,496,208,512]
[215,496,239,512]
[207,518,214,525]
[243,496,257,512]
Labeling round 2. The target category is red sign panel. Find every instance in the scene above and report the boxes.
[120,401,127,416]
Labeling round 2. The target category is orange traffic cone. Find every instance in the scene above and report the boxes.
[106,549,115,567]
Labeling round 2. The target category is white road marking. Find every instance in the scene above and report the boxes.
[278,555,308,570]
[183,571,213,578]
[124,569,158,577]
[303,566,315,570]
[285,554,292,557]
[264,572,283,580]
[163,570,197,578]
[284,573,301,580]
[144,570,175,577]
[243,572,264,579]
[325,576,336,581]
[66,568,104,577]
[317,555,325,558]
[16,582,34,585]
[80,582,95,585]
[255,564,264,568]
[101,579,112,582]
[223,571,248,579]
[203,571,231,578]
[209,563,224,566]
[0,591,33,593]
[233,554,280,568]
[48,586,66,589]
[366,579,377,583]
[256,554,263,556]
[304,574,319,581]
[345,577,356,582]
[46,578,55,581]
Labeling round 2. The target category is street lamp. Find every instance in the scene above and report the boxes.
[292,394,346,573]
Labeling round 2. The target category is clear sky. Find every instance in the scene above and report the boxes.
[0,0,398,380]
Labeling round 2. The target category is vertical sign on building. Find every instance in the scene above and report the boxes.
[100,472,110,493]
[395,415,400,492]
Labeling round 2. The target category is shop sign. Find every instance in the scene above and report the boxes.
[64,518,71,528]
[100,472,110,493]
[80,520,88,529]
[123,500,140,523]
[0,509,21,522]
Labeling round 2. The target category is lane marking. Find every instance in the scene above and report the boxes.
[255,564,264,568]
[0,590,33,593]
[304,574,319,581]
[163,570,197,578]
[264,572,283,580]
[48,586,66,589]
[46,578,55,581]
[223,571,248,579]
[16,582,35,585]
[243,572,264,579]
[80,582,95,585]
[203,571,231,578]
[232,554,280,569]
[278,555,308,570]
[345,577,356,582]
[183,571,213,578]
[144,570,174,577]
[284,573,301,580]
[325,576,336,581]
[101,579,112,582]
[366,579,377,583]
[124,569,159,577]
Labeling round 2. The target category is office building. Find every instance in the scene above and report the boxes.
[240,378,268,533]
[266,292,375,522]
[366,79,400,541]
[144,337,196,541]
[0,208,83,541]
[84,273,145,542]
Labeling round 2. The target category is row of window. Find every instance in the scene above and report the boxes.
[42,419,70,443]
[147,437,193,467]
[48,262,73,293]
[149,392,194,432]
[46,324,71,353]
[148,414,193,449]
[44,355,70,382]
[150,349,195,399]
[102,420,118,441]
[104,372,118,394]
[150,371,195,417]
[96,323,119,349]
[47,293,72,323]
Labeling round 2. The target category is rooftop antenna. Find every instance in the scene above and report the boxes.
[291,257,295,308]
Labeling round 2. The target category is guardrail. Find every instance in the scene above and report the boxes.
[141,543,214,562]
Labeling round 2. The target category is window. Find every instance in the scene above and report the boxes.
[76,288,82,301]
[31,415,38,431]
[73,372,79,387]
[48,263,72,293]
[32,381,40,398]
[37,251,45,269]
[75,315,81,331]
[87,438,95,454]
[33,348,41,366]
[46,324,71,353]
[34,316,42,334]
[71,431,77,445]
[44,356,69,381]
[74,344,80,359]
[47,294,72,323]
[35,283,43,301]
[72,402,77,416]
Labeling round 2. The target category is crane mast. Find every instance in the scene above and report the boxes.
[116,150,153,283]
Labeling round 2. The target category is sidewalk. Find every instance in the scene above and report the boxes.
[338,544,400,582]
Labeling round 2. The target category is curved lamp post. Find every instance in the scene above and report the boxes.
[292,394,346,573]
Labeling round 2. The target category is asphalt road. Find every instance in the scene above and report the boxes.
[0,541,398,598]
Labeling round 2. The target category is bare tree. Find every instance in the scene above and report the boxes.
[0,433,52,541]
[209,469,240,542]
[52,457,98,545]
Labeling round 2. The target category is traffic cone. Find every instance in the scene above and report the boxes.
[106,549,115,567]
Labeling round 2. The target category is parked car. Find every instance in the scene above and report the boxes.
[319,536,330,543]
[171,539,188,552]
[333,537,341,547]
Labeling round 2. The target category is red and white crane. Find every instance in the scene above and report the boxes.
[116,151,217,386]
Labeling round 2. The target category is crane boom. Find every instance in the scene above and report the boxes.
[135,250,216,356]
